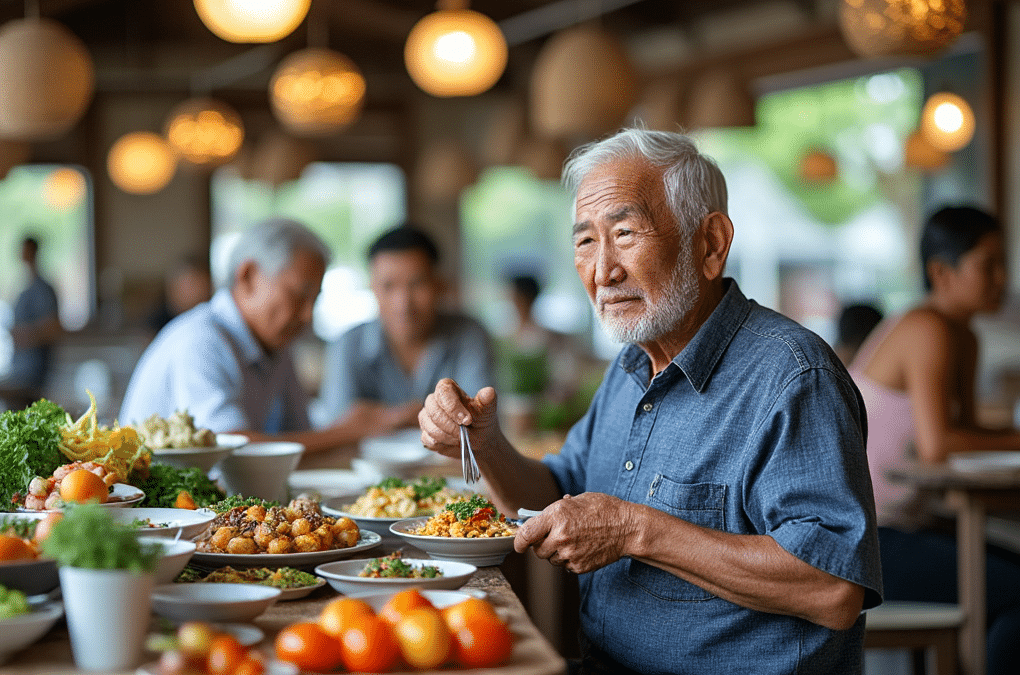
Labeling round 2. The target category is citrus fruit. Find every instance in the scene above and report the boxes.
[394,606,453,669]
[206,634,245,675]
[318,597,375,638]
[177,621,216,659]
[452,615,515,668]
[59,469,109,504]
[339,613,400,673]
[274,622,343,673]
[441,596,500,632]
[0,534,36,561]
[379,587,433,624]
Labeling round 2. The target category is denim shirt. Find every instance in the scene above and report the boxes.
[544,280,882,675]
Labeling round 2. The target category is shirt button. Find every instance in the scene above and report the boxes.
[642,403,653,412]
[625,460,634,471]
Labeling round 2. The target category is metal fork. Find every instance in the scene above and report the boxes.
[460,424,481,485]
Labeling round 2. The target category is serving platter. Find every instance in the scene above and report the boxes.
[189,531,383,570]
[15,483,145,512]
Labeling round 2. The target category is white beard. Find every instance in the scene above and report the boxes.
[595,246,700,344]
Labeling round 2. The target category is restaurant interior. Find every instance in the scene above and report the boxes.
[3,0,1020,673]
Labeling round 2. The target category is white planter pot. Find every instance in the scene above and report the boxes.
[59,566,155,672]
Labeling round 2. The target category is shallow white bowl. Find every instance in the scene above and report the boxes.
[110,507,216,539]
[315,557,477,595]
[358,430,445,478]
[390,518,517,567]
[150,433,249,472]
[139,536,197,585]
[0,601,64,665]
[218,442,304,503]
[16,483,145,512]
[349,589,485,612]
[150,583,281,623]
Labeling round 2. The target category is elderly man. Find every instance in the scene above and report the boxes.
[419,129,882,674]
[313,224,494,440]
[120,219,399,453]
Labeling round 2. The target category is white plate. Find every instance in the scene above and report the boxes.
[390,518,517,567]
[349,589,484,612]
[278,577,327,601]
[321,480,477,538]
[315,557,477,595]
[109,507,217,539]
[190,531,383,570]
[150,583,282,623]
[15,483,145,512]
[151,433,248,472]
[0,601,64,665]
[950,451,1020,473]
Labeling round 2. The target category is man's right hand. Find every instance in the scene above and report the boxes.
[419,379,499,460]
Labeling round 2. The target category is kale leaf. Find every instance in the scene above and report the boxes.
[0,399,66,510]
[132,463,225,509]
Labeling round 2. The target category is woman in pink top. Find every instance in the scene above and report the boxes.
[850,206,1020,675]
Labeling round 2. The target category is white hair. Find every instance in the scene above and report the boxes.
[562,128,728,238]
[226,218,331,286]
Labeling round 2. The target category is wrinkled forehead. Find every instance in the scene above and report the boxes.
[574,156,665,214]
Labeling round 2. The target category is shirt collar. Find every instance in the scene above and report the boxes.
[617,279,750,393]
[211,288,266,366]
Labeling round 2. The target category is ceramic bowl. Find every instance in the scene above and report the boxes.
[150,433,249,472]
[390,517,517,566]
[0,601,64,665]
[109,507,216,539]
[150,583,281,623]
[217,442,304,503]
[139,536,197,585]
[315,557,477,595]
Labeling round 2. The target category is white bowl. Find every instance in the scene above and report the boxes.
[151,433,249,472]
[350,589,485,612]
[390,518,518,567]
[109,507,216,539]
[150,583,282,623]
[358,430,444,478]
[217,442,304,503]
[0,601,64,665]
[139,537,197,585]
[315,557,477,595]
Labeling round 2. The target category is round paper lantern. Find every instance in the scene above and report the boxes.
[164,98,245,167]
[686,69,756,129]
[798,149,838,182]
[404,7,507,97]
[905,129,950,170]
[0,138,31,180]
[414,140,478,204]
[0,18,94,140]
[43,167,86,210]
[107,132,177,195]
[270,48,366,137]
[920,92,975,152]
[530,25,638,139]
[839,0,967,58]
[193,0,310,43]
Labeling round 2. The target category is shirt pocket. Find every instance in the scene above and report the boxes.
[625,476,727,602]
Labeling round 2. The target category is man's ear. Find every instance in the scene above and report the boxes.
[233,260,259,298]
[700,212,734,281]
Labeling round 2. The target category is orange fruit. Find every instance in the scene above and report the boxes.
[274,622,343,673]
[339,613,400,673]
[234,653,266,675]
[393,607,453,670]
[318,597,375,638]
[32,512,63,544]
[206,634,246,675]
[441,596,500,632]
[452,614,515,668]
[0,534,36,561]
[59,469,109,504]
[379,587,433,624]
[177,621,216,659]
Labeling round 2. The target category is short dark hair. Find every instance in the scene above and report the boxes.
[838,303,883,350]
[510,275,541,304]
[920,206,1000,290]
[22,236,39,256]
[367,224,440,264]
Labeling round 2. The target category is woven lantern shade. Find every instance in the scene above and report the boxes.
[530,25,638,140]
[165,97,245,168]
[414,140,479,204]
[107,132,177,195]
[43,167,86,210]
[798,149,838,182]
[0,18,94,140]
[233,130,318,186]
[839,0,966,59]
[920,91,975,152]
[404,5,507,97]
[634,77,687,132]
[517,136,568,181]
[193,0,310,43]
[905,129,950,171]
[0,138,31,180]
[481,97,527,166]
[686,69,756,129]
[270,48,366,137]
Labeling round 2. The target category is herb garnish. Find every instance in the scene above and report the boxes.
[132,463,225,509]
[371,475,447,501]
[41,503,162,572]
[359,553,442,579]
[444,494,498,522]
[208,495,279,513]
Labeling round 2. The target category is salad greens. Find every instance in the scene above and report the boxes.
[359,553,441,579]
[0,400,67,511]
[41,503,161,572]
[208,495,279,513]
[373,475,448,501]
[132,463,225,508]
[445,494,499,522]
[0,585,30,619]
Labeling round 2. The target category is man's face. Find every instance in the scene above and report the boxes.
[370,248,442,346]
[573,155,700,344]
[236,247,325,353]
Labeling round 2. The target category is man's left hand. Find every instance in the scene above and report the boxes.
[513,492,634,574]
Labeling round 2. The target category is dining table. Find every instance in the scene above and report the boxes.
[885,459,1020,675]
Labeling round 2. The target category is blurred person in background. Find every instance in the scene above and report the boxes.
[0,235,62,409]
[849,205,1020,675]
[146,253,213,334]
[313,225,494,445]
[119,218,396,455]
[833,302,883,366]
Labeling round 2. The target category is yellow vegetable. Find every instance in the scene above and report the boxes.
[57,390,151,483]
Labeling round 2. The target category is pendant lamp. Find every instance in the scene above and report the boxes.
[904,130,950,171]
[270,48,366,136]
[920,91,975,152]
[686,69,756,129]
[194,0,310,43]
[839,0,967,58]
[164,98,245,168]
[107,132,177,195]
[43,167,86,210]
